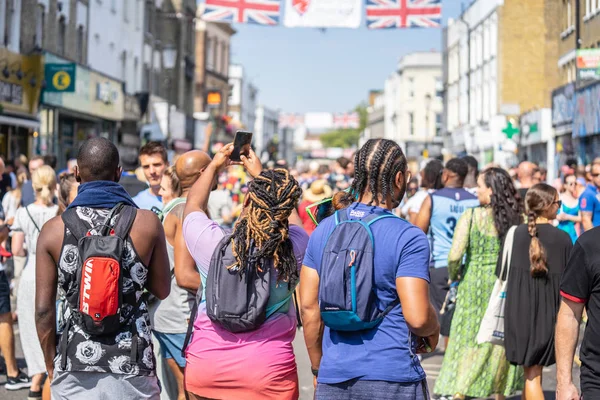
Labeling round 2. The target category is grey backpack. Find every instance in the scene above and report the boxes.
[205,235,290,333]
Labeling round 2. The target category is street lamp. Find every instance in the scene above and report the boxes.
[163,44,177,142]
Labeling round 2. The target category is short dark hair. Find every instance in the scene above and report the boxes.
[336,157,351,170]
[139,141,168,163]
[43,155,57,170]
[77,137,120,182]
[445,158,469,181]
[423,159,444,189]
[461,155,478,175]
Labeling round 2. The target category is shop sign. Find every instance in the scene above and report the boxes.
[573,81,600,137]
[42,53,124,121]
[577,49,600,81]
[0,48,43,116]
[552,83,575,128]
[44,63,76,92]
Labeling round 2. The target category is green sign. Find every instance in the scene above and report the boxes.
[502,120,519,139]
[44,63,76,92]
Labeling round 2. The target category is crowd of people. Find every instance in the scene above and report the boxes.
[0,137,598,400]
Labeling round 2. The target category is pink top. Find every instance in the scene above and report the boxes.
[182,211,308,399]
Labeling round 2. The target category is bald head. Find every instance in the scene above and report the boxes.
[76,137,120,183]
[175,150,211,192]
[518,161,538,188]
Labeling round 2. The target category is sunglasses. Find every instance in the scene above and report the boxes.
[306,197,335,227]
[554,200,563,208]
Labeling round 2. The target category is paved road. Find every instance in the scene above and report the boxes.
[1,326,581,400]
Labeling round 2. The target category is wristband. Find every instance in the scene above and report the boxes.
[311,367,319,377]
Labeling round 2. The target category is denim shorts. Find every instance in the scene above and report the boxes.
[316,379,429,400]
[154,331,187,368]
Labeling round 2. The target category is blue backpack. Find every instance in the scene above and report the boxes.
[319,208,399,331]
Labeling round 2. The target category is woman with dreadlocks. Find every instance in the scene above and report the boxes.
[300,139,439,400]
[182,143,309,400]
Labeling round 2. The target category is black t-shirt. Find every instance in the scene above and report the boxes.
[560,227,600,395]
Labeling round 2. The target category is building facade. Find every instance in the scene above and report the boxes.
[254,105,279,162]
[365,92,385,141]
[228,64,258,131]
[443,0,560,175]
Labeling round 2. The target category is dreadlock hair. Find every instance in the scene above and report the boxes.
[482,168,523,240]
[525,183,557,279]
[230,168,302,286]
[337,139,408,208]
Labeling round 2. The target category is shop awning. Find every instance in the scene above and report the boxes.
[0,115,40,130]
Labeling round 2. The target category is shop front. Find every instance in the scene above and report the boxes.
[552,83,577,172]
[38,53,124,168]
[573,81,600,165]
[119,94,142,161]
[0,48,44,159]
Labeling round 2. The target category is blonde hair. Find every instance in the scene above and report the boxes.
[32,165,57,206]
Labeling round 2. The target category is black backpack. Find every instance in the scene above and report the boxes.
[61,203,137,336]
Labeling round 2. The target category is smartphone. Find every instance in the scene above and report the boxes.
[230,131,253,162]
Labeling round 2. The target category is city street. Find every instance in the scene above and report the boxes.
[1,325,580,400]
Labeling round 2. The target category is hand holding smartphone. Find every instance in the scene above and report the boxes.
[230,131,253,162]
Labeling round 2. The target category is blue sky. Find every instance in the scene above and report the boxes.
[228,1,464,114]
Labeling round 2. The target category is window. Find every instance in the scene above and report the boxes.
[136,0,141,29]
[121,51,127,83]
[567,1,572,29]
[111,0,117,12]
[435,77,443,98]
[206,37,214,70]
[123,0,129,21]
[435,113,442,136]
[144,1,152,35]
[134,57,139,92]
[76,26,84,63]
[143,64,150,91]
[153,70,160,96]
[35,4,45,48]
[3,0,14,47]
[214,39,220,73]
[58,17,66,56]
[409,112,414,136]
[587,0,591,16]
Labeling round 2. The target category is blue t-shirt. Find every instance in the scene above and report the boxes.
[429,188,479,268]
[303,202,431,384]
[580,184,600,228]
[133,188,162,211]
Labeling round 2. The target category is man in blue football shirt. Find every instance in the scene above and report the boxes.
[580,161,600,231]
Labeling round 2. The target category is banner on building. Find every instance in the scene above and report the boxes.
[366,0,441,30]
[574,81,600,138]
[44,63,76,93]
[279,113,305,128]
[202,0,281,25]
[283,0,361,28]
[0,48,43,116]
[551,83,575,130]
[577,49,600,81]
[333,112,360,129]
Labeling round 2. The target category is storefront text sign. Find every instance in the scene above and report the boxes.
[0,48,43,116]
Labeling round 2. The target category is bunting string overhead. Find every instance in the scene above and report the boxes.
[200,0,441,29]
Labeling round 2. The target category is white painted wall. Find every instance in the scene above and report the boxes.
[87,0,144,93]
[229,64,258,131]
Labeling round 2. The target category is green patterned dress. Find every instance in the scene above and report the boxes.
[433,207,523,398]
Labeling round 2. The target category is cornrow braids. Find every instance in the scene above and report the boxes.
[348,139,408,207]
[230,168,303,287]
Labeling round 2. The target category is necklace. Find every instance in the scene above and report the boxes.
[535,217,549,224]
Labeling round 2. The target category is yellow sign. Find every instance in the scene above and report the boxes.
[207,91,222,106]
[0,48,44,117]
[52,71,71,91]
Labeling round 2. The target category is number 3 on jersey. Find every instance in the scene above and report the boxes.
[446,217,457,238]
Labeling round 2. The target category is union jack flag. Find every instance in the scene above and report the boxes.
[366,0,441,29]
[202,0,281,26]
[333,113,360,129]
[279,113,305,129]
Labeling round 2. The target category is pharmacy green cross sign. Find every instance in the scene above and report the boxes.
[502,121,519,139]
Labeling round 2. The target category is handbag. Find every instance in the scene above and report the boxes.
[476,225,517,346]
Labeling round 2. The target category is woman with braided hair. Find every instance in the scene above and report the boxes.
[182,143,309,400]
[503,183,572,400]
[434,168,523,400]
[301,139,439,400]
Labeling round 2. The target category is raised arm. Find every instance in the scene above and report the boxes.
[447,208,473,281]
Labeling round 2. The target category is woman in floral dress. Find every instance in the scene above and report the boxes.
[434,168,524,399]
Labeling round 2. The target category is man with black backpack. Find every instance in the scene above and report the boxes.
[35,137,170,399]
[300,139,439,400]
